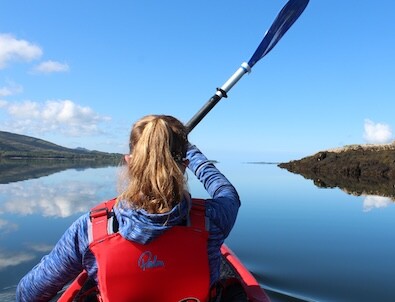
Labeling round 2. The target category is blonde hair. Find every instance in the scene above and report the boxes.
[119,115,188,214]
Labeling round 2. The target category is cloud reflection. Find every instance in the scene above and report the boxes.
[29,243,54,253]
[0,178,113,218]
[0,251,35,271]
[0,242,53,271]
[0,218,18,234]
[363,195,392,212]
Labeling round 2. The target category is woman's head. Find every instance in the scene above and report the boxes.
[119,115,189,214]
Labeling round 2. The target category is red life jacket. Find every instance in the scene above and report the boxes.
[88,198,210,302]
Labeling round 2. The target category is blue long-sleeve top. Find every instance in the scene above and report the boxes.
[16,144,240,302]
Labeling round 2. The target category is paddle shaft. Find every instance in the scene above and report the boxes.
[186,62,251,133]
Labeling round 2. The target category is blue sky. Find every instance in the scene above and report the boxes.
[0,0,394,162]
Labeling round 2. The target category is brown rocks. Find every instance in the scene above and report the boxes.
[278,143,395,198]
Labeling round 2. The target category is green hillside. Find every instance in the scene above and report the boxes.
[0,131,122,161]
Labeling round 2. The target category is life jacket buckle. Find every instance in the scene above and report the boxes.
[90,207,108,220]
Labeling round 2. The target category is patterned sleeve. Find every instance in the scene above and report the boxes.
[186,144,240,238]
[15,213,90,302]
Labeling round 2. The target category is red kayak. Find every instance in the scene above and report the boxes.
[57,244,270,302]
[219,244,271,302]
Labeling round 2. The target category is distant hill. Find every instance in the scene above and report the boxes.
[0,130,122,161]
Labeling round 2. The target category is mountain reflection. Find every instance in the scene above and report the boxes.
[0,158,122,184]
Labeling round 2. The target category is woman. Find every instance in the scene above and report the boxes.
[16,115,240,301]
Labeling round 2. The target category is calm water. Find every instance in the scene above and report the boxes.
[0,163,394,301]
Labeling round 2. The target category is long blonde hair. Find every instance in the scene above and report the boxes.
[119,115,188,214]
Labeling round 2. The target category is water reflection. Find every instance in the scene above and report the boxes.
[0,160,120,219]
[0,179,108,218]
[363,195,392,212]
[0,165,119,294]
[0,251,35,271]
[0,218,18,234]
[0,243,54,271]
[1,164,395,301]
[0,158,121,185]
[279,164,395,208]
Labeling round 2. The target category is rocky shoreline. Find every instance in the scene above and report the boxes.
[278,142,395,199]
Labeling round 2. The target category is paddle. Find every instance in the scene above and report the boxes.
[186,0,309,133]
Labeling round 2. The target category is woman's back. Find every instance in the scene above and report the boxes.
[16,115,240,301]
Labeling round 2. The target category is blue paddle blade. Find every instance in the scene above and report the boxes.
[248,0,309,68]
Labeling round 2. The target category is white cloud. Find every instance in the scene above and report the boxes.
[7,100,40,118]
[363,119,392,144]
[0,33,42,69]
[0,82,23,97]
[1,99,111,136]
[363,195,392,212]
[0,100,8,108]
[33,60,70,74]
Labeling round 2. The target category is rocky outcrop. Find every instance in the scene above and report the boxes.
[278,142,395,199]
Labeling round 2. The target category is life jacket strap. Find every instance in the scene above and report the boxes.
[190,198,208,231]
[89,198,117,242]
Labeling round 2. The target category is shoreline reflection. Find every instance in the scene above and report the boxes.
[280,166,395,205]
[0,159,121,185]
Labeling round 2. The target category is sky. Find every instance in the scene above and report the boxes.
[0,0,394,163]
